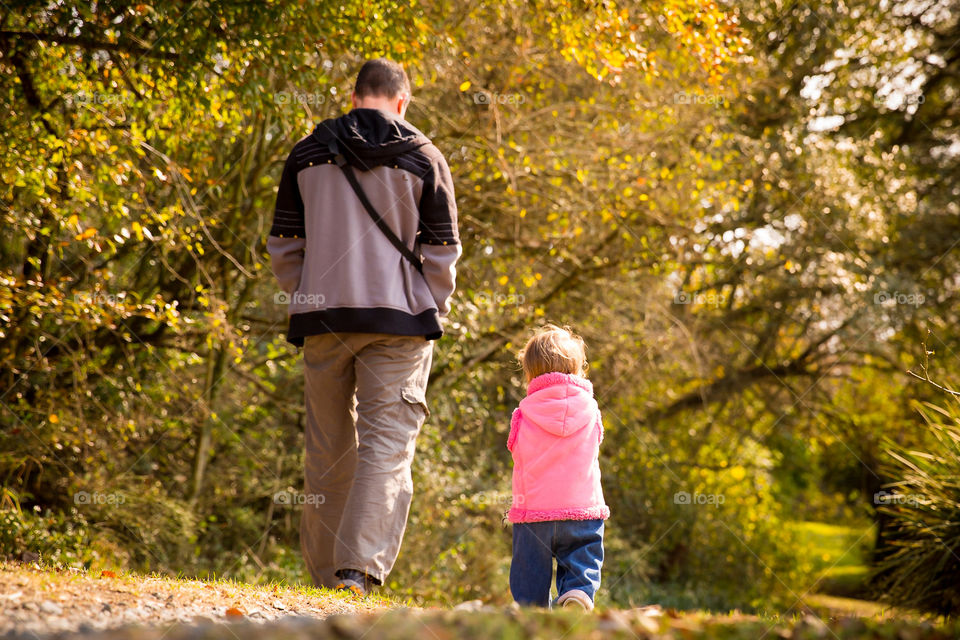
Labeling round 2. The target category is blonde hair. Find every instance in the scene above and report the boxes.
[519,325,587,382]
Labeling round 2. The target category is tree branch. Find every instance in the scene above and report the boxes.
[0,30,180,61]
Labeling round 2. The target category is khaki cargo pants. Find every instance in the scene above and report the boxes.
[300,332,433,588]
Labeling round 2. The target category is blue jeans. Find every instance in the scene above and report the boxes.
[510,519,604,607]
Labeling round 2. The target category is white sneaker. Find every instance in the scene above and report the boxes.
[556,589,594,610]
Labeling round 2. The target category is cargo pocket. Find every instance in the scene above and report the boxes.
[401,385,430,419]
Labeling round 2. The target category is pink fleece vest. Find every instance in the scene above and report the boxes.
[507,372,610,523]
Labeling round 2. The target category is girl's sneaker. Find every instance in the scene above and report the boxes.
[335,569,372,596]
[556,589,593,610]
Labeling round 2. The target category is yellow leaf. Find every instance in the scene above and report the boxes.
[459,80,471,92]
[49,414,59,424]
[498,275,508,285]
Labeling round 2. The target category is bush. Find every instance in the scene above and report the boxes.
[0,502,101,568]
[871,398,960,616]
[601,410,814,611]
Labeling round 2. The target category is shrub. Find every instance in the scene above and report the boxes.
[871,399,960,616]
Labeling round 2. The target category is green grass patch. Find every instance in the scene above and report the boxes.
[789,520,874,598]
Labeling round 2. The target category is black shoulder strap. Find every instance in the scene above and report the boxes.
[328,139,423,274]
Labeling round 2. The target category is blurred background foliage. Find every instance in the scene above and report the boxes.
[1,0,959,614]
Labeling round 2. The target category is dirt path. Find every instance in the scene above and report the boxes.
[3,560,957,640]
[0,560,390,636]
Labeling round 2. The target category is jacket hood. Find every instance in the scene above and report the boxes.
[518,373,598,437]
[311,108,430,169]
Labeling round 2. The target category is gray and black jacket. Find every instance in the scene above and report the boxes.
[267,108,460,346]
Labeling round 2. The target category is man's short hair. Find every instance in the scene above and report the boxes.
[354,58,410,100]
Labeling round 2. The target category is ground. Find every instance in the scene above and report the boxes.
[1,560,958,639]
[0,560,388,636]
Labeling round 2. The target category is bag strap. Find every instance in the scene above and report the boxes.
[328,138,424,274]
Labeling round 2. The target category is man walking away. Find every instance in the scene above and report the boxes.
[267,58,460,595]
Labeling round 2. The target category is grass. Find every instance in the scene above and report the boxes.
[790,520,874,599]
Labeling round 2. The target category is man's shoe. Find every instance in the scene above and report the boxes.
[334,569,372,596]
[556,589,593,610]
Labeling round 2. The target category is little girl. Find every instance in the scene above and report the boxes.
[507,325,609,610]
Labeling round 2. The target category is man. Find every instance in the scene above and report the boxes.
[267,58,460,595]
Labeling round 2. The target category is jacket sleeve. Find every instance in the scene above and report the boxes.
[267,151,306,295]
[417,149,460,316]
[507,408,522,451]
